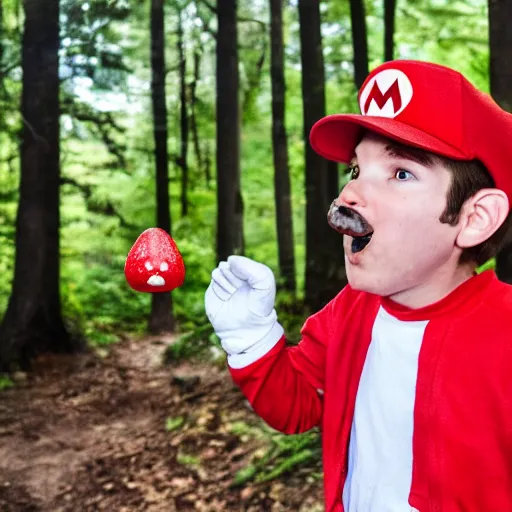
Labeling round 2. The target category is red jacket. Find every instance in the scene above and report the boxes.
[229,270,512,511]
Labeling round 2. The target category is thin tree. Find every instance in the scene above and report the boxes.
[270,0,295,293]
[0,0,79,371]
[384,0,396,62]
[189,47,205,185]
[298,0,347,311]
[489,0,512,283]
[177,8,189,217]
[349,0,369,89]
[216,0,244,262]
[149,0,174,332]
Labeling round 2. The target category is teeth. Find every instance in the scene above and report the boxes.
[147,275,166,286]
[351,233,373,254]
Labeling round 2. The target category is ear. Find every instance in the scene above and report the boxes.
[456,189,510,249]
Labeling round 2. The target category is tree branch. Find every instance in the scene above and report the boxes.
[61,98,128,169]
[60,176,135,229]
[60,176,92,199]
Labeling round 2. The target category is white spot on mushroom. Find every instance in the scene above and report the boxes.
[147,275,166,286]
[160,262,169,272]
[145,261,153,271]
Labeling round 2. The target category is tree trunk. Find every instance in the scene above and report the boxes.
[0,0,79,371]
[178,9,189,217]
[349,0,369,89]
[270,0,296,294]
[327,160,339,201]
[489,0,512,114]
[298,0,347,311]
[190,48,204,184]
[216,0,244,262]
[204,141,212,188]
[149,0,174,333]
[489,0,512,283]
[384,0,396,62]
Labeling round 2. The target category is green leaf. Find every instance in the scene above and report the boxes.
[165,416,185,432]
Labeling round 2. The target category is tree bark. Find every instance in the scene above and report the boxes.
[349,0,369,89]
[489,0,512,283]
[298,0,347,311]
[489,0,512,114]
[190,48,205,185]
[204,141,212,188]
[384,0,396,62]
[270,0,296,293]
[149,0,174,333]
[216,0,244,262]
[0,0,79,371]
[178,9,189,217]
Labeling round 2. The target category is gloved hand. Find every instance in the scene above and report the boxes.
[205,255,284,368]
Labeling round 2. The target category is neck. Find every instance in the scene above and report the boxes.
[388,261,477,309]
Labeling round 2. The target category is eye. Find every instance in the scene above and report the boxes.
[145,261,153,271]
[348,164,360,180]
[160,262,169,271]
[395,169,415,181]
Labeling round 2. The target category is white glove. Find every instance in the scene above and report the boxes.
[205,255,284,368]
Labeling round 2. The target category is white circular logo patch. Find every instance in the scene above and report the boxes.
[359,69,413,118]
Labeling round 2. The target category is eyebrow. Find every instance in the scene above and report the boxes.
[384,143,436,167]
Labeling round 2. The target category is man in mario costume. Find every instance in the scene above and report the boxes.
[204,60,512,511]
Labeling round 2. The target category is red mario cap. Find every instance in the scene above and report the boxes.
[310,60,512,203]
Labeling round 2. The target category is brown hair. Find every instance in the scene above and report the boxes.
[439,158,511,265]
[385,141,511,266]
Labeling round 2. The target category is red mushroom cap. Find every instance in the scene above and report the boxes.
[124,228,185,293]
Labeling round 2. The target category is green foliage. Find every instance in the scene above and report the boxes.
[230,422,322,486]
[0,375,14,391]
[163,324,217,363]
[60,0,132,90]
[165,415,185,432]
[177,452,201,467]
[477,258,496,274]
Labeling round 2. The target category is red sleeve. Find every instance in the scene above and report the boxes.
[228,295,337,434]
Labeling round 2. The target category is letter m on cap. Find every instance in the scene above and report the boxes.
[363,79,402,115]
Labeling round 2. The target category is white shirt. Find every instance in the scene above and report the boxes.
[342,306,428,512]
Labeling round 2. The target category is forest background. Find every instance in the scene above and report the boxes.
[0,0,510,384]
[2,0,510,372]
[1,0,512,508]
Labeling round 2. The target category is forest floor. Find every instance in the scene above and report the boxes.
[0,335,323,511]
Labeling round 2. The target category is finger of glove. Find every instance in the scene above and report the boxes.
[211,267,237,296]
[228,256,275,317]
[218,261,245,289]
[227,255,274,290]
[205,283,223,323]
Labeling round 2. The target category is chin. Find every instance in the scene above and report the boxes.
[346,265,397,297]
[346,265,374,293]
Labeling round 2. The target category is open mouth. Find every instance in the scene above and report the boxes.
[351,232,373,253]
[327,202,374,255]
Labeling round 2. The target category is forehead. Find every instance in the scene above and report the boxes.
[354,132,438,168]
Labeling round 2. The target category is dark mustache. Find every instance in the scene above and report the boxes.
[327,201,374,237]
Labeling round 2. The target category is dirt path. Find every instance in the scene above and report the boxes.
[0,337,323,511]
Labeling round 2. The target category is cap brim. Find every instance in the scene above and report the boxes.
[309,114,468,164]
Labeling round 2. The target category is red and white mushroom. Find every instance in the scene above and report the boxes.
[124,228,185,293]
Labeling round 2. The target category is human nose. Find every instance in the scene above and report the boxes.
[336,179,367,208]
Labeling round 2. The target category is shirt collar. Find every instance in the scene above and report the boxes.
[380,270,496,321]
